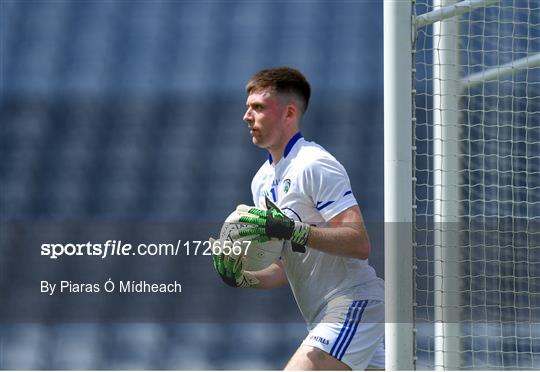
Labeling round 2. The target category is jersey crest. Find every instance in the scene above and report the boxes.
[283,179,291,193]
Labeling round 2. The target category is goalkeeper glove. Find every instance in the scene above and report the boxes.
[236,196,310,248]
[210,238,259,288]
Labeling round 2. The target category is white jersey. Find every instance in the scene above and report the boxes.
[251,133,384,324]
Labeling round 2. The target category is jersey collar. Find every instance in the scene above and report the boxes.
[268,132,303,164]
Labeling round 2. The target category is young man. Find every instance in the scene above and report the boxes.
[213,67,385,370]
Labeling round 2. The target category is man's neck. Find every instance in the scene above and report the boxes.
[268,146,285,165]
[268,131,302,165]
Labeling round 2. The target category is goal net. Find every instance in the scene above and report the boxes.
[413,0,540,369]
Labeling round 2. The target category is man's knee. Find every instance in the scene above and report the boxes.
[284,345,351,371]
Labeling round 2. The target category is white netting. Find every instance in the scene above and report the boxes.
[414,0,540,369]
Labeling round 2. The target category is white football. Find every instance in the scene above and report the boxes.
[219,209,284,271]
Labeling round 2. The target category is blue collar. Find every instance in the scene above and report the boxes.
[268,132,303,164]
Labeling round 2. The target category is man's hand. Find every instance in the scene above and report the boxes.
[236,196,310,246]
[210,238,259,288]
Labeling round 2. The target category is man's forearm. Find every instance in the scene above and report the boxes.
[306,225,370,259]
[248,261,289,289]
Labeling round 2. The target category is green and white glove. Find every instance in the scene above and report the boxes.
[210,238,259,288]
[236,196,310,247]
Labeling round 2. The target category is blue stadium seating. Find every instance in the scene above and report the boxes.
[0,0,384,369]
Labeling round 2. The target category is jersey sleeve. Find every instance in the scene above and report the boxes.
[303,156,358,221]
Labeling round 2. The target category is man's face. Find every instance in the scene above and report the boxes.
[243,89,287,150]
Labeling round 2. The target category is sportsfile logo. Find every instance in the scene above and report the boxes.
[309,335,329,346]
[40,240,248,259]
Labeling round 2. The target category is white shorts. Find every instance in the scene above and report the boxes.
[301,299,385,370]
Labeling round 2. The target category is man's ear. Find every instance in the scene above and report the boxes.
[286,104,297,120]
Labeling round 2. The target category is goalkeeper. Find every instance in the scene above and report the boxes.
[213,67,385,370]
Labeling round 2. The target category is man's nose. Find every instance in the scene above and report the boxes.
[243,108,253,123]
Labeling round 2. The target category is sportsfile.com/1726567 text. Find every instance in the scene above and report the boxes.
[40,240,251,260]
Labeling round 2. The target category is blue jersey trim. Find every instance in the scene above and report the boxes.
[343,190,352,197]
[284,132,303,157]
[316,200,335,211]
[268,132,303,164]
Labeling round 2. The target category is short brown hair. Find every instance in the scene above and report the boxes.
[246,67,311,113]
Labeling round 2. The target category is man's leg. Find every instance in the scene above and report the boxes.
[284,345,351,370]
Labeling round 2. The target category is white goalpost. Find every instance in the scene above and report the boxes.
[432,0,461,368]
[385,0,540,369]
[384,0,414,369]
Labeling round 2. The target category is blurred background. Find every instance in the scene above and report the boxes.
[0,0,384,369]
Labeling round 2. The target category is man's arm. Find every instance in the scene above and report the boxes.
[248,259,289,289]
[246,206,370,286]
[237,198,371,261]
[306,205,370,260]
